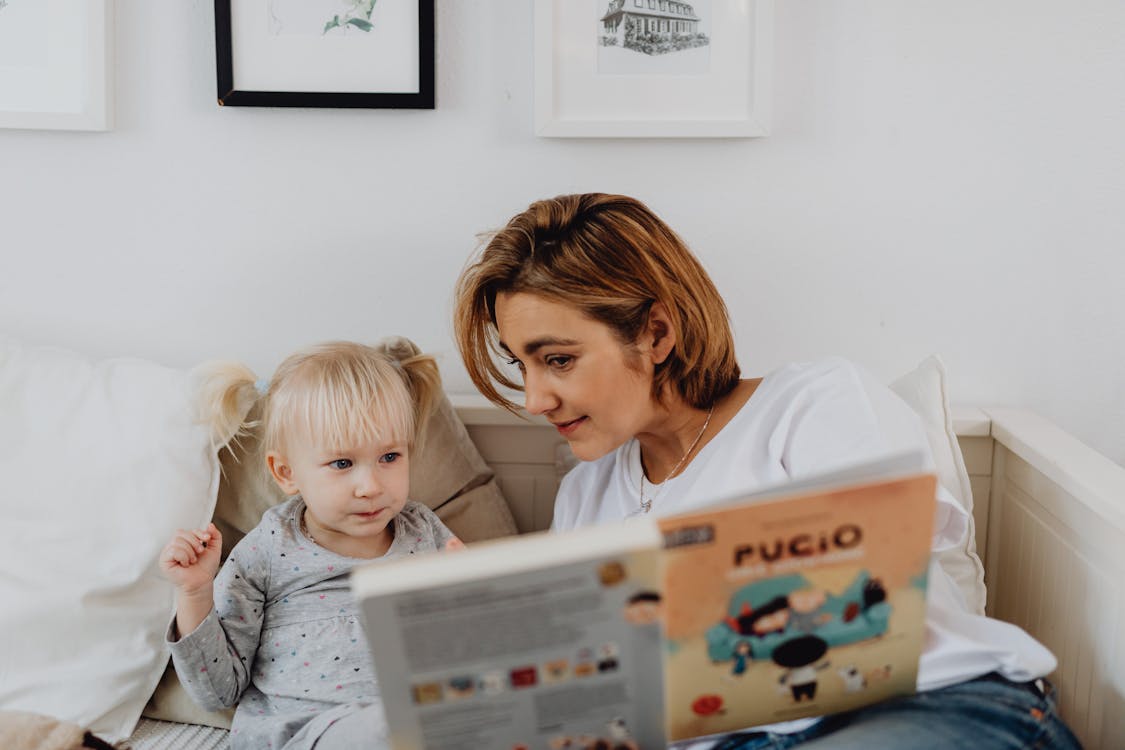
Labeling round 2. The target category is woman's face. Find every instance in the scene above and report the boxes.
[493,291,658,461]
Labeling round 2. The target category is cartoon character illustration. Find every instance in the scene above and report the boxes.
[445,675,475,700]
[772,635,831,703]
[787,587,833,633]
[706,571,891,664]
[597,642,620,673]
[479,670,506,696]
[543,658,570,683]
[605,716,640,749]
[623,590,662,625]
[729,639,752,678]
[837,664,867,693]
[837,663,894,692]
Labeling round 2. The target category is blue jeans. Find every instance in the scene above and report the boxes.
[710,673,1082,750]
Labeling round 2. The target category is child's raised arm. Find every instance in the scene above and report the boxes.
[159,522,222,638]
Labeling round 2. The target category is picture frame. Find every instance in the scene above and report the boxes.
[0,0,114,131]
[214,0,434,109]
[534,0,772,138]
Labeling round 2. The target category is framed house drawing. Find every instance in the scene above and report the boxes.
[535,0,772,138]
[214,0,435,109]
[0,0,114,131]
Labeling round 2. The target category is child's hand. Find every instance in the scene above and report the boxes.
[444,537,466,551]
[160,523,222,594]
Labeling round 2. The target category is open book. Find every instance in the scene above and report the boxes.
[351,453,936,749]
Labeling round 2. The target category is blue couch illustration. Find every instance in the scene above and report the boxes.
[705,570,890,663]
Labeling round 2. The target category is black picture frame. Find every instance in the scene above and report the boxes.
[214,0,435,109]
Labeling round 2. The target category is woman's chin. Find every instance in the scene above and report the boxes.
[566,438,617,463]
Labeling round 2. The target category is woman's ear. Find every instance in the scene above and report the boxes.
[645,302,677,365]
[266,452,299,495]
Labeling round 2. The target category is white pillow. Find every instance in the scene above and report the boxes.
[0,336,237,742]
[890,355,987,615]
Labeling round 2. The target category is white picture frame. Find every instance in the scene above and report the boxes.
[534,0,772,138]
[0,0,114,131]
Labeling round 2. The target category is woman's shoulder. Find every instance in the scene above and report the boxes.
[761,356,868,391]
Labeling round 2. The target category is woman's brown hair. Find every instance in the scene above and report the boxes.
[454,193,740,411]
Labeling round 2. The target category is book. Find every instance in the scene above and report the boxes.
[351,453,936,749]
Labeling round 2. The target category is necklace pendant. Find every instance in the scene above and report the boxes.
[639,497,652,514]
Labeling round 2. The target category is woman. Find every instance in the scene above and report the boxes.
[453,193,1080,749]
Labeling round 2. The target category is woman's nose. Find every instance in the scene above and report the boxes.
[523,369,559,416]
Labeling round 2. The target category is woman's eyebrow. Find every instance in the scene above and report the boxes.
[506,336,580,356]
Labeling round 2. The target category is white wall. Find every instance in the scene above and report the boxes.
[2,1,1123,465]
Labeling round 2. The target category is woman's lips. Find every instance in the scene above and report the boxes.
[554,416,587,437]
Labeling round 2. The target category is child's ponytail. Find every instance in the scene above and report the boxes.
[190,361,260,453]
[394,352,442,447]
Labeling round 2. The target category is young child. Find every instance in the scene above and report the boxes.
[159,341,463,750]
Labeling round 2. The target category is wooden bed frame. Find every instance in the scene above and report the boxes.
[450,396,1125,750]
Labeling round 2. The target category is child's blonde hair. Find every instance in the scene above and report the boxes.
[199,341,441,459]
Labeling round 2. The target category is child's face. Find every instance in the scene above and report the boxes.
[268,433,410,557]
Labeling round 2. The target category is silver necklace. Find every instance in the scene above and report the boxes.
[638,404,714,514]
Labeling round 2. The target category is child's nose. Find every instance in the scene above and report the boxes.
[355,466,382,497]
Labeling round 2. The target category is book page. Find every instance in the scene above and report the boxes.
[657,474,936,740]
[359,545,666,749]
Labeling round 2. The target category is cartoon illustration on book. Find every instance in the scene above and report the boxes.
[772,635,832,702]
[706,571,890,664]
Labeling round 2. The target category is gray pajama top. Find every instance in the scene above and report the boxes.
[167,497,456,750]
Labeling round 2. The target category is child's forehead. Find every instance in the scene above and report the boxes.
[292,431,406,457]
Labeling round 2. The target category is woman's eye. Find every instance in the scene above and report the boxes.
[505,356,526,373]
[330,459,352,470]
[380,452,401,464]
[546,355,572,369]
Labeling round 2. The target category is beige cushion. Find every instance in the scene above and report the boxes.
[890,355,987,615]
[144,336,518,727]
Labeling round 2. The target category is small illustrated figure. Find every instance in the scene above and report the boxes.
[622,590,662,625]
[837,663,894,693]
[787,587,833,633]
[724,595,791,637]
[837,664,867,693]
[730,640,752,678]
[605,716,640,750]
[773,635,831,702]
[597,642,620,672]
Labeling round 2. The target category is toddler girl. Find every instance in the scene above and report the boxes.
[159,341,463,750]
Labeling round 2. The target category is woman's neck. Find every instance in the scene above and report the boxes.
[636,378,761,482]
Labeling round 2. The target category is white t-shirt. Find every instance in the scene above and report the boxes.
[553,358,1057,741]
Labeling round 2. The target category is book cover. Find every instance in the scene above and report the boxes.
[657,473,936,741]
[352,456,936,748]
[353,521,668,749]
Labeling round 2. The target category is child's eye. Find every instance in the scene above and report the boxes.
[330,459,352,470]
[380,452,401,464]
